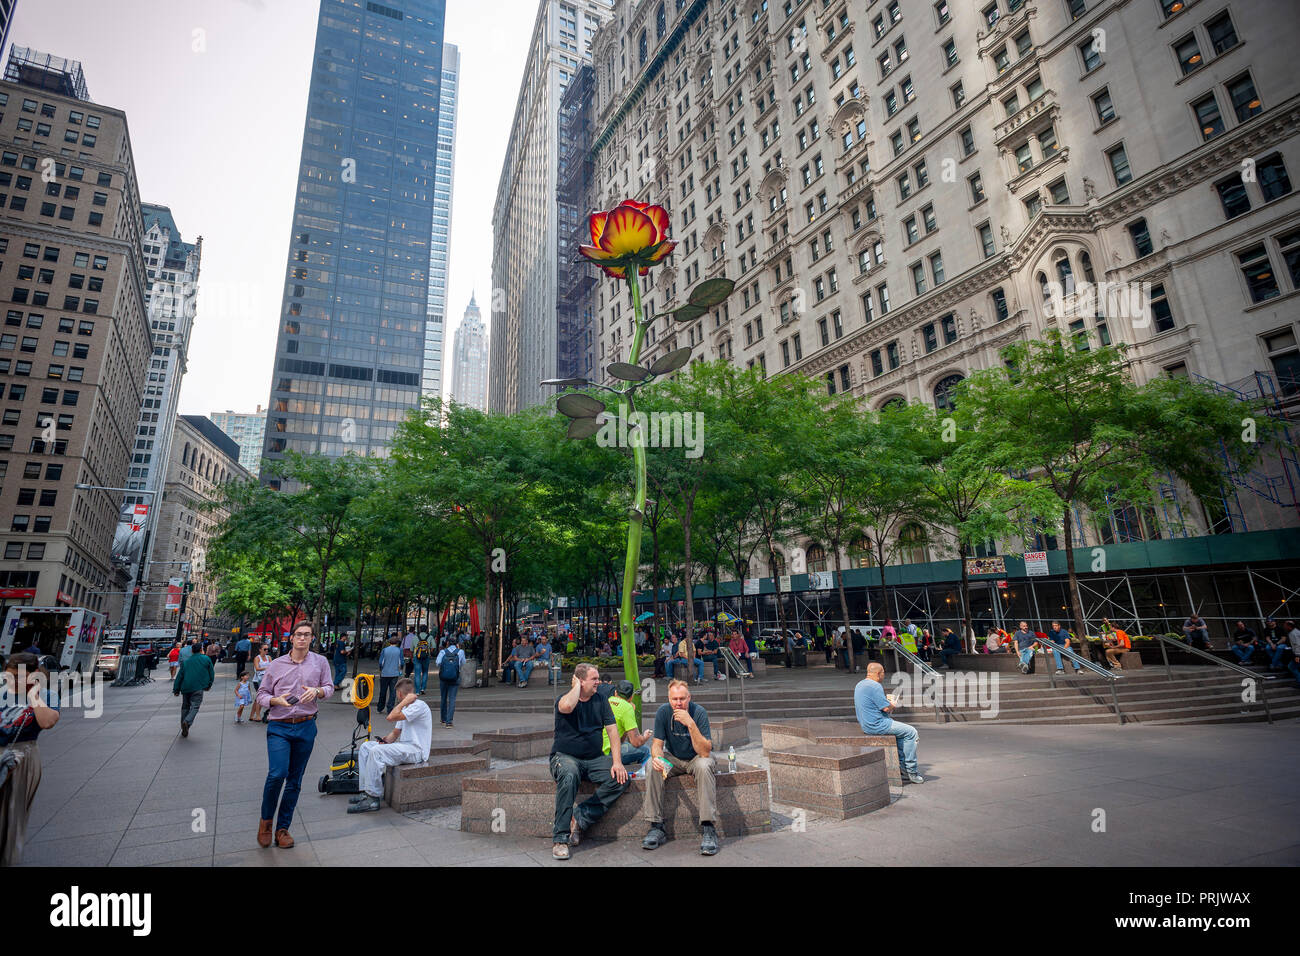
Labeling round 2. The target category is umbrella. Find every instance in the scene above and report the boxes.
[715,611,740,624]
[635,611,655,622]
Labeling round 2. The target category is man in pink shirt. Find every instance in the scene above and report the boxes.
[256,620,333,849]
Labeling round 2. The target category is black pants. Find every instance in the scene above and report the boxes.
[377,676,397,713]
[234,651,248,677]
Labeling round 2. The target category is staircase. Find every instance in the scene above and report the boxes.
[450,667,1300,726]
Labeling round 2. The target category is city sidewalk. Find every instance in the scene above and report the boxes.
[17,661,1300,866]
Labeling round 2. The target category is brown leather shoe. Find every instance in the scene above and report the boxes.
[257,819,273,848]
[275,828,294,848]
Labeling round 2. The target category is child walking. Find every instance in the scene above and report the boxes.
[234,672,252,723]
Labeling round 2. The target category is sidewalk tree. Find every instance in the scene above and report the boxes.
[956,329,1272,642]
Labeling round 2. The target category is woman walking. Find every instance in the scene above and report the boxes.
[249,643,272,723]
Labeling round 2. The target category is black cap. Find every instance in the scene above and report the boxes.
[614,679,636,698]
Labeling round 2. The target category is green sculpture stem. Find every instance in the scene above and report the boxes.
[619,267,648,721]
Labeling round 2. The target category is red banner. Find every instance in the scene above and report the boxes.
[0,588,36,600]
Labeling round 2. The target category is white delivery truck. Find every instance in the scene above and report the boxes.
[1,606,107,673]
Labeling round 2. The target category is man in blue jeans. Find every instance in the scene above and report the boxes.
[331,637,350,688]
[255,621,333,848]
[1045,621,1082,675]
[376,636,403,712]
[412,629,432,695]
[854,662,923,784]
[435,636,465,728]
[1013,621,1038,674]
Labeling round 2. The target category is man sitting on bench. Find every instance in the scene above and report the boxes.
[605,680,654,768]
[349,678,433,814]
[641,679,719,856]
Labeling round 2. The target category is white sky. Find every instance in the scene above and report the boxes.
[11,0,536,416]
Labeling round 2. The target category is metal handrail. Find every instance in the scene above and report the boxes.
[1149,634,1273,724]
[717,647,747,718]
[1034,636,1124,725]
[878,640,943,723]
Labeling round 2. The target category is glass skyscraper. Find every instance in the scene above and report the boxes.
[262,0,446,483]
[422,42,458,402]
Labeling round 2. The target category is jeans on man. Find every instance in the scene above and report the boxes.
[1268,646,1294,670]
[439,678,459,724]
[413,656,430,695]
[233,651,248,678]
[620,742,651,767]
[261,718,318,831]
[691,657,705,681]
[549,752,628,843]
[377,675,397,713]
[501,661,517,685]
[1231,644,1258,664]
[332,658,348,688]
[879,718,920,774]
[1050,646,1080,672]
[1017,645,1036,668]
[517,660,535,685]
[180,690,203,726]
[940,650,958,669]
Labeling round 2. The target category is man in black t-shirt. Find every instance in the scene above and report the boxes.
[549,663,628,860]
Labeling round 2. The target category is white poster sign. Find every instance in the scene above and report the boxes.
[1023,551,1049,576]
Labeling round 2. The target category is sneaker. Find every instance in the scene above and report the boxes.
[181,721,189,738]
[348,793,368,804]
[552,842,570,860]
[347,795,382,814]
[906,771,925,784]
[1054,668,1064,675]
[641,823,668,850]
[519,681,528,689]
[446,722,453,728]
[699,823,719,856]
[1018,663,1028,674]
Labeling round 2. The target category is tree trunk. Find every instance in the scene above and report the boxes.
[832,537,854,672]
[768,537,792,666]
[1063,508,1087,645]
[482,549,495,685]
[959,541,972,652]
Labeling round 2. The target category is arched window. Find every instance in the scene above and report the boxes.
[1038,271,1051,303]
[182,443,190,467]
[656,2,666,38]
[638,29,647,65]
[899,523,929,564]
[1054,251,1074,291]
[806,544,827,573]
[198,454,205,475]
[1079,250,1096,284]
[934,373,964,411]
[880,395,907,411]
[848,536,876,568]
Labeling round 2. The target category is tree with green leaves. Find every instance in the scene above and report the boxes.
[956,329,1273,641]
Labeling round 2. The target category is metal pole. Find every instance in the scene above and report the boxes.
[122,523,151,655]
[1159,634,1173,682]
[1124,573,1142,638]
[1245,566,1266,630]
[172,567,190,648]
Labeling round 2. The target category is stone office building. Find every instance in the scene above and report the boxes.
[587,0,1300,577]
[139,414,249,629]
[0,48,153,611]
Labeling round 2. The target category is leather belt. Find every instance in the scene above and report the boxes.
[271,715,317,724]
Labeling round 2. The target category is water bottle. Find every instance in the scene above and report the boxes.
[727,745,736,774]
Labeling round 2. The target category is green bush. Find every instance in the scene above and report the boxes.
[557,655,654,670]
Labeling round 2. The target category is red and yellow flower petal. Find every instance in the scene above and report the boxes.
[599,206,658,256]
[600,264,627,279]
[619,199,650,211]
[578,243,617,262]
[646,239,677,262]
[641,204,670,240]
[589,211,608,245]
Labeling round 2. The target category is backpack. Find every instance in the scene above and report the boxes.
[439,647,461,681]
[414,639,430,660]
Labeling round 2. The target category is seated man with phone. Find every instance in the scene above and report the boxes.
[348,677,434,814]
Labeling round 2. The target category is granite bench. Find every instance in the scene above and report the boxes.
[708,716,750,750]
[767,744,891,820]
[761,718,902,788]
[383,751,491,812]
[460,759,771,839]
[471,726,551,760]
